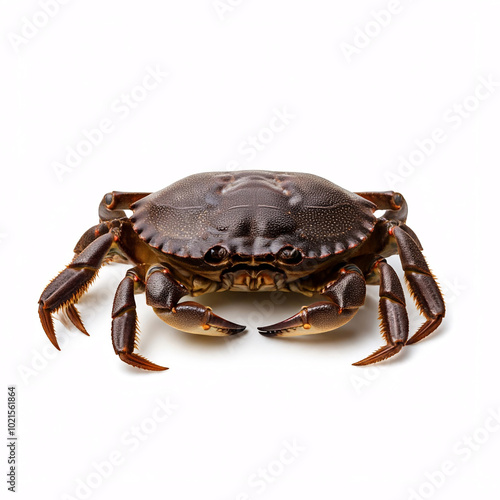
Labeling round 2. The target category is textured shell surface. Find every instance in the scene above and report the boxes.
[130,171,377,258]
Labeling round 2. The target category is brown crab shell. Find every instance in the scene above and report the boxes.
[129,171,377,259]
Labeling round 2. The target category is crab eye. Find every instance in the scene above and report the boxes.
[204,245,229,265]
[277,246,303,264]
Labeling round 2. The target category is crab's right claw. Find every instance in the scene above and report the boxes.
[153,302,246,336]
[145,267,246,337]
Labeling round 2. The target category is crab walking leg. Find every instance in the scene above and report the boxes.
[73,222,112,254]
[56,224,112,332]
[60,303,89,336]
[355,191,408,222]
[39,231,117,349]
[353,260,409,366]
[98,191,151,221]
[355,191,423,248]
[146,266,246,335]
[111,267,167,371]
[258,264,366,336]
[392,226,445,344]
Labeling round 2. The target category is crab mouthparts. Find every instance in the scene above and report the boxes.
[221,264,285,291]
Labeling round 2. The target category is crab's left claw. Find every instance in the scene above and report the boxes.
[258,302,358,337]
[259,265,366,338]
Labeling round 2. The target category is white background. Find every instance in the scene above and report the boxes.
[2,1,499,499]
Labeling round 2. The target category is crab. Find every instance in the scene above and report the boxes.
[39,170,445,371]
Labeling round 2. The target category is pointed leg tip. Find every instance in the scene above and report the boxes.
[351,360,367,367]
[50,339,62,351]
[64,303,90,336]
[73,321,90,336]
[119,352,168,372]
[151,365,169,372]
[353,343,403,366]
[38,304,61,350]
[406,316,443,345]
[45,330,61,351]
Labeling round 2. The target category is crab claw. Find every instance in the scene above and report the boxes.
[153,302,246,336]
[259,302,358,337]
[258,306,314,336]
[259,266,366,338]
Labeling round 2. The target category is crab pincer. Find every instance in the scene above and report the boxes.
[144,266,245,336]
[259,264,366,337]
